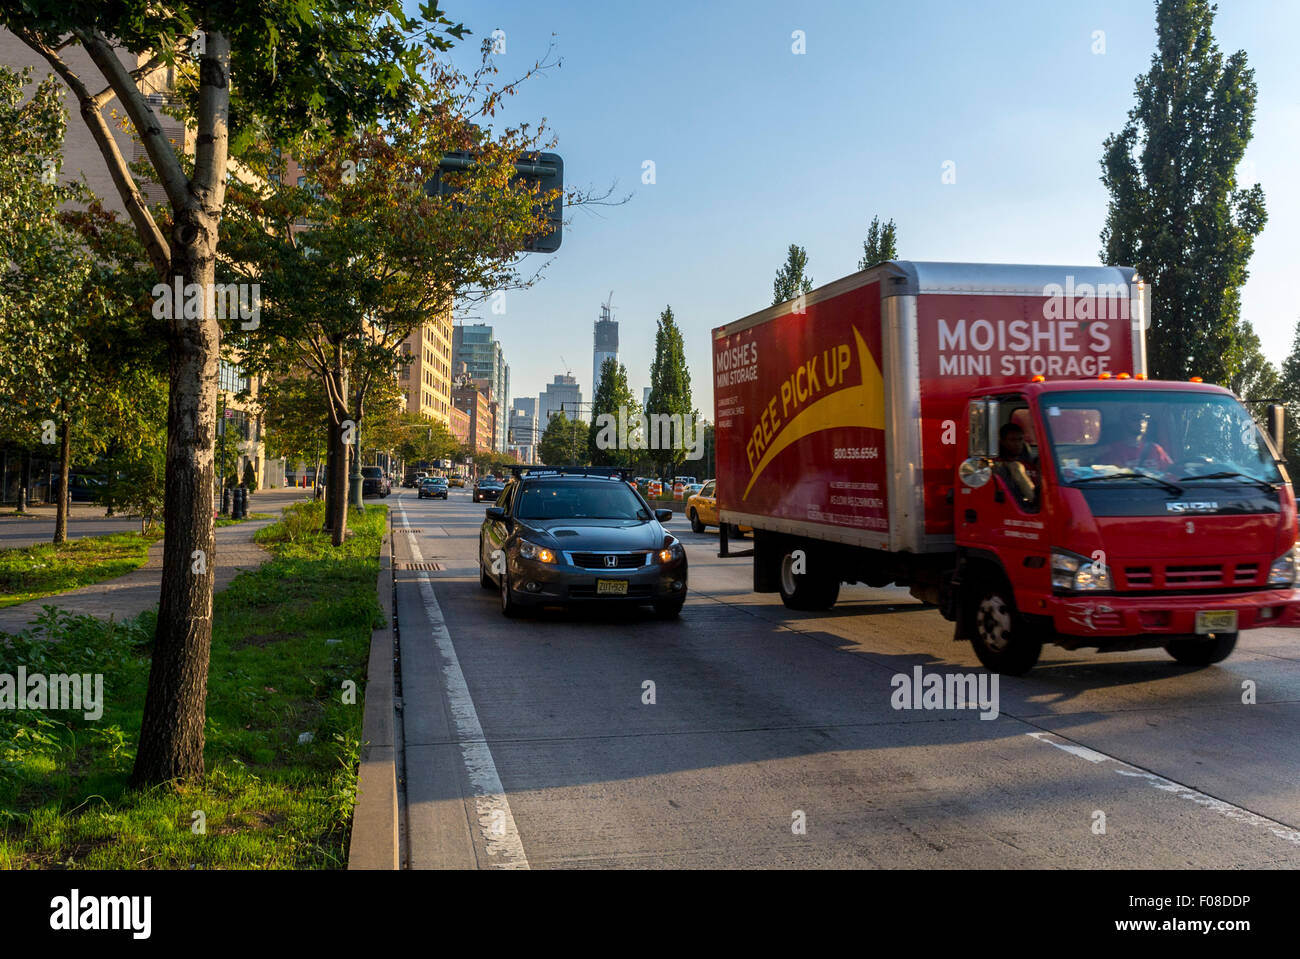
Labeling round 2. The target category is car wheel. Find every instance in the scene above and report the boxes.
[479,547,495,590]
[653,594,686,619]
[689,509,705,534]
[1165,632,1238,667]
[964,575,1041,675]
[501,569,523,618]
[778,549,839,611]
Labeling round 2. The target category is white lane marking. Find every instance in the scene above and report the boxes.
[1027,731,1300,847]
[399,501,529,869]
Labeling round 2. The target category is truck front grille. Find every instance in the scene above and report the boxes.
[1122,562,1262,591]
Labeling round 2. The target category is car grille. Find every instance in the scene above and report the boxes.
[568,584,654,597]
[569,551,651,569]
[1121,562,1260,590]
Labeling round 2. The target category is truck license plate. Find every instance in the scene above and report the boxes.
[1194,610,1237,634]
[596,579,628,596]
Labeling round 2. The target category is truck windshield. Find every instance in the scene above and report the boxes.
[1040,390,1282,487]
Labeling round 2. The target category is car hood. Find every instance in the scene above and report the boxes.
[519,518,667,550]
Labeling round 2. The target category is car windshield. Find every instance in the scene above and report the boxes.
[1041,390,1283,486]
[516,481,651,521]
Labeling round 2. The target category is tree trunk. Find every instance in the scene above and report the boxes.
[53,402,71,545]
[331,417,351,546]
[130,244,221,788]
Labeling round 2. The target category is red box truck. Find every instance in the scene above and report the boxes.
[712,261,1300,673]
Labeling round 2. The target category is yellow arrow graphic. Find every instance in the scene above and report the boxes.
[742,327,886,500]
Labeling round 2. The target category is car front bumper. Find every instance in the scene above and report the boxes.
[506,553,688,606]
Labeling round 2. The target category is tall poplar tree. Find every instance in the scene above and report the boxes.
[1099,0,1266,384]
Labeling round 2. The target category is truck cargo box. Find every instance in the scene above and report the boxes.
[711,261,1145,553]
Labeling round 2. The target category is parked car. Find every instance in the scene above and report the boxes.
[52,472,106,503]
[361,466,391,498]
[419,476,449,500]
[686,479,750,537]
[479,469,687,618]
[473,476,505,503]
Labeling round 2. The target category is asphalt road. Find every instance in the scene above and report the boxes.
[389,487,1300,869]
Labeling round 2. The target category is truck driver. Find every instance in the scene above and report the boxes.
[996,422,1038,507]
[1096,408,1173,471]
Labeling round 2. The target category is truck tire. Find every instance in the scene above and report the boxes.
[1165,632,1237,667]
[689,509,705,533]
[964,575,1041,675]
[778,549,839,611]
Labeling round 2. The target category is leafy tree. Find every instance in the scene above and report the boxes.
[222,50,560,545]
[1274,322,1300,465]
[98,371,168,533]
[858,215,898,271]
[772,244,813,305]
[1,0,466,787]
[1099,0,1266,384]
[538,412,588,466]
[645,306,696,477]
[588,357,639,467]
[0,67,159,541]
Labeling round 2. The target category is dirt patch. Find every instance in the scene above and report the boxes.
[232,631,297,650]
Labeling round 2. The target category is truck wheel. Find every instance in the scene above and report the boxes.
[1165,632,1237,667]
[727,523,746,539]
[778,550,840,611]
[965,578,1041,675]
[690,509,705,533]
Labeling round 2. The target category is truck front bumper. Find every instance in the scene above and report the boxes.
[1042,587,1300,645]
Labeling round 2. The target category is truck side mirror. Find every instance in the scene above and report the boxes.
[1267,404,1285,458]
[959,457,992,489]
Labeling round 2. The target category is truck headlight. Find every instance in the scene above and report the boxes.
[1267,546,1298,586]
[518,540,556,564]
[1051,549,1113,592]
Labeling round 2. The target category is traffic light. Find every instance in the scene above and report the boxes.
[427,152,563,253]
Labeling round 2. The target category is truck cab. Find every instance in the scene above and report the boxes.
[955,378,1300,672]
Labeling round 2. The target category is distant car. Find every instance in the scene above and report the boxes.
[479,470,687,618]
[473,476,505,503]
[686,479,750,537]
[683,482,704,499]
[449,476,466,488]
[419,476,448,500]
[53,472,106,503]
[361,466,391,498]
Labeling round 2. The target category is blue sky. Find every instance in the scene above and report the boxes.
[428,0,1300,415]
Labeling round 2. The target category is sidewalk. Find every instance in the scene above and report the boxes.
[0,489,310,635]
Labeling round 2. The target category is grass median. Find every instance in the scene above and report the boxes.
[0,530,164,609]
[0,500,386,868]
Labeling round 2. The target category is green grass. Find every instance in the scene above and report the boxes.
[0,501,386,869]
[0,530,164,609]
[214,511,273,528]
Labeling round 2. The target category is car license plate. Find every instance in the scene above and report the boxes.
[1194,610,1237,634]
[596,579,628,596]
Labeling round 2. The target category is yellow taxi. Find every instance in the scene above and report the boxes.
[685,479,751,536]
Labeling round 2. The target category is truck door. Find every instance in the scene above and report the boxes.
[956,396,1047,568]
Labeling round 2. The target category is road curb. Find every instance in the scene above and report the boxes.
[348,518,398,870]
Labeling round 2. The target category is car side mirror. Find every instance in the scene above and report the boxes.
[655,509,673,522]
[485,506,506,521]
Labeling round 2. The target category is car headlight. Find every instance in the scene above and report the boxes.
[517,539,556,564]
[1051,548,1113,591]
[1267,545,1298,586]
[658,539,684,563]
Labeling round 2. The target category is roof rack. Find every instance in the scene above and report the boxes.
[510,466,631,480]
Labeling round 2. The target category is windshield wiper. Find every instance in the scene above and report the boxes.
[1072,472,1183,495]
[1177,471,1275,492]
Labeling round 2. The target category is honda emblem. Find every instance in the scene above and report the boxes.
[604,555,617,568]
